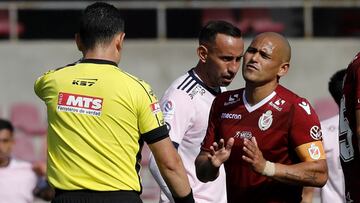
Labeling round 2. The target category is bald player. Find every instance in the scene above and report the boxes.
[195,32,328,203]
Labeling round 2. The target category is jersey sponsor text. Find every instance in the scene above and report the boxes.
[57,92,103,116]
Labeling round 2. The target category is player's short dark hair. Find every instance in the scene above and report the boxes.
[0,119,14,133]
[328,69,347,106]
[79,2,125,50]
[199,20,242,45]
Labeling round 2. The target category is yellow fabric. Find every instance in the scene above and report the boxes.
[295,141,326,161]
[34,60,166,191]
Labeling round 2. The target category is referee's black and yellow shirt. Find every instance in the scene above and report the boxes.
[34,59,168,192]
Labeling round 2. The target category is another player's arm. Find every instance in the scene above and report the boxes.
[301,187,315,203]
[242,137,328,187]
[195,138,234,182]
[356,109,360,154]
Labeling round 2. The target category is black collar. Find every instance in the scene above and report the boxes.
[80,59,118,67]
[188,68,222,96]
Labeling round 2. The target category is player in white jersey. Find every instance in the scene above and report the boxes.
[302,69,346,203]
[148,21,244,203]
[320,115,346,203]
[321,69,346,203]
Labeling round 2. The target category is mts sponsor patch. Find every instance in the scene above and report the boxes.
[57,92,103,116]
[150,102,161,114]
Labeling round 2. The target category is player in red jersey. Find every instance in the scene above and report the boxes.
[339,52,360,203]
[195,32,328,203]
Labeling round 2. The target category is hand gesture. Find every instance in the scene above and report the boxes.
[208,138,234,168]
[242,137,267,174]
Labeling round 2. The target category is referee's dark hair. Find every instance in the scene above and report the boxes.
[78,2,124,50]
[328,69,347,106]
[199,20,242,45]
[0,119,14,133]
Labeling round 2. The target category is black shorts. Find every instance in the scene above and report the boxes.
[52,189,142,203]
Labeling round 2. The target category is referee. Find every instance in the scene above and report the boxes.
[34,2,194,203]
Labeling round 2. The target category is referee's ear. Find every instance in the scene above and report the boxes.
[75,33,84,52]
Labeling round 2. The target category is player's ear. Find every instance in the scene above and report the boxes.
[115,32,125,52]
[277,62,289,78]
[197,45,208,63]
[75,33,84,52]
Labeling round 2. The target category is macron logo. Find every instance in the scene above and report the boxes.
[57,92,103,116]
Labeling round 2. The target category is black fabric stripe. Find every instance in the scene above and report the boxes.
[177,75,192,89]
[122,72,162,126]
[186,80,198,93]
[80,58,118,67]
[188,69,222,96]
[136,139,144,194]
[181,78,194,91]
[54,59,81,71]
[142,125,169,144]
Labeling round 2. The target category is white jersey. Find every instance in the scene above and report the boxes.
[159,69,227,203]
[320,115,346,203]
[0,158,37,203]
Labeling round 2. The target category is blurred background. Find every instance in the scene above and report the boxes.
[0,0,359,202]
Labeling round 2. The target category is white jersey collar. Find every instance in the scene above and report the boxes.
[243,90,276,113]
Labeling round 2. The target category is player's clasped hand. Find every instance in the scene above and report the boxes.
[242,137,267,174]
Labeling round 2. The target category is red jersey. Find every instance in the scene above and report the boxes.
[339,52,360,203]
[202,85,324,203]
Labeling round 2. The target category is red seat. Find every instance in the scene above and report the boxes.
[201,9,237,26]
[9,103,47,136]
[239,9,285,34]
[12,131,37,162]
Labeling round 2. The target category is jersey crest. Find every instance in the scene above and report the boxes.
[258,110,273,131]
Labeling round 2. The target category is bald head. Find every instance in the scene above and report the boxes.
[253,32,291,63]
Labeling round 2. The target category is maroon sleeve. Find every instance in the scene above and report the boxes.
[353,55,360,110]
[201,98,219,151]
[289,98,322,148]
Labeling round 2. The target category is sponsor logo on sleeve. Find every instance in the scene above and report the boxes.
[57,92,103,116]
[298,101,311,115]
[310,125,322,140]
[162,100,175,119]
[258,110,273,131]
[150,102,161,114]
[308,143,321,160]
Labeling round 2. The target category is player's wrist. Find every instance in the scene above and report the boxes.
[172,190,195,203]
[261,161,276,177]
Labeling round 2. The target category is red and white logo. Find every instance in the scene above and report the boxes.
[308,143,321,160]
[57,92,103,116]
[150,102,161,114]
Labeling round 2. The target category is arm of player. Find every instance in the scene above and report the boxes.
[148,149,176,203]
[148,137,194,203]
[301,187,315,203]
[195,138,234,182]
[242,137,328,187]
[356,109,360,154]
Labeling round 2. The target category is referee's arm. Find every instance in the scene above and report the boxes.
[148,136,194,203]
